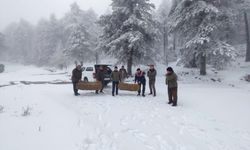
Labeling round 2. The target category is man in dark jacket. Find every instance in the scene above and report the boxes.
[96,66,105,94]
[165,67,178,106]
[135,68,146,97]
[111,66,121,96]
[119,66,127,82]
[71,65,82,96]
[147,65,157,96]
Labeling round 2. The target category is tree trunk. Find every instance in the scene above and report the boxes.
[189,53,197,68]
[244,12,250,62]
[173,33,176,53]
[95,52,99,64]
[163,25,168,65]
[200,53,206,75]
[127,49,133,76]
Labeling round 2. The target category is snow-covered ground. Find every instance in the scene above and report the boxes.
[0,61,250,150]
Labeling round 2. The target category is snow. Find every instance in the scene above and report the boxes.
[0,62,70,85]
[0,61,250,150]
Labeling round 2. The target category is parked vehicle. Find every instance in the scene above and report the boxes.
[82,66,95,82]
[82,64,112,85]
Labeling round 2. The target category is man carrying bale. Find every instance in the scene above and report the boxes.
[96,66,105,94]
[111,66,121,96]
[147,65,157,97]
[119,66,127,82]
[135,68,146,97]
[71,65,82,96]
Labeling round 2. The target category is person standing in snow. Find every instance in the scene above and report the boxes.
[147,65,157,96]
[119,65,128,82]
[111,66,121,96]
[165,67,178,106]
[95,66,105,94]
[135,68,146,97]
[71,65,82,96]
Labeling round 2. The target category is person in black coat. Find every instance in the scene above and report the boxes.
[71,65,82,96]
[95,66,105,94]
[135,68,146,97]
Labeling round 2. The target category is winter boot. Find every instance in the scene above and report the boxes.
[168,101,173,104]
[75,93,80,96]
[172,102,177,107]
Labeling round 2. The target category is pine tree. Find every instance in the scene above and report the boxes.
[34,15,62,66]
[0,32,6,58]
[168,0,237,74]
[63,3,97,62]
[99,0,158,75]
[66,23,92,61]
[156,0,173,64]
[0,33,4,49]
[245,12,250,62]
[3,20,34,63]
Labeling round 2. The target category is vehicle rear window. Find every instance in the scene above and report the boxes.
[86,67,94,71]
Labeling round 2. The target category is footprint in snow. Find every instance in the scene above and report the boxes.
[120,116,130,126]
[154,134,173,150]
[98,114,103,122]
[77,119,84,127]
[125,129,149,142]
[104,122,111,128]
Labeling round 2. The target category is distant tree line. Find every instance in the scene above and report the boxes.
[0,0,249,75]
[0,3,100,68]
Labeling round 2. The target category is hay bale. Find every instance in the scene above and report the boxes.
[118,82,140,91]
[77,81,102,90]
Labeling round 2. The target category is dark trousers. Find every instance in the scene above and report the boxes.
[96,80,105,93]
[149,80,156,96]
[73,82,78,95]
[138,83,146,95]
[168,87,178,104]
[112,81,119,95]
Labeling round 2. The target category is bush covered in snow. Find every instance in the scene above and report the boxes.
[22,106,31,116]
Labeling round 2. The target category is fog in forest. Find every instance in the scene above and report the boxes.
[0,0,249,74]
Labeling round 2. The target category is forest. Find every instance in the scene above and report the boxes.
[0,0,250,75]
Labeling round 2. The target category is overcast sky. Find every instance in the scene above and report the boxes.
[0,0,168,31]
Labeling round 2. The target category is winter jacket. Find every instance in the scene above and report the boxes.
[165,72,178,88]
[96,69,105,81]
[71,68,82,83]
[119,68,127,80]
[111,70,121,82]
[147,69,157,81]
[135,71,146,84]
